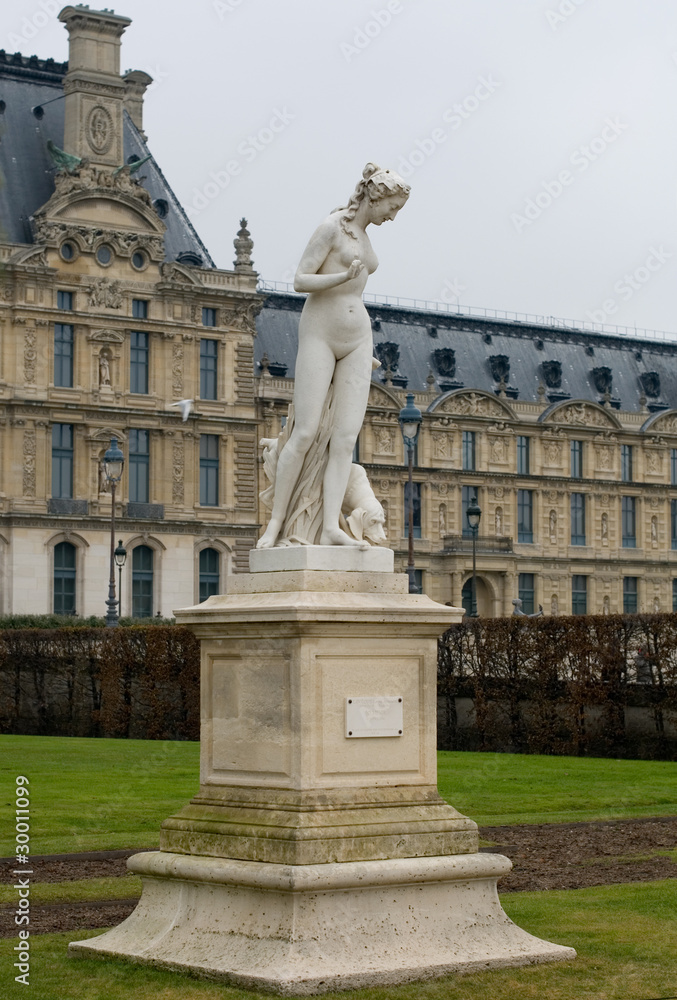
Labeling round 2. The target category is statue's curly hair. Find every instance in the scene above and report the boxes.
[333,162,410,239]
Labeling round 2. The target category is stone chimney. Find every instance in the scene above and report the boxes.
[122,69,153,139]
[58,5,131,165]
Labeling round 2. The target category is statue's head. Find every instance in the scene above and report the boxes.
[337,163,410,237]
[361,162,411,204]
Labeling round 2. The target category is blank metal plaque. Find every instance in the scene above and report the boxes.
[345,696,403,738]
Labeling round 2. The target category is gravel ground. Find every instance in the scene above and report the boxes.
[1,817,676,936]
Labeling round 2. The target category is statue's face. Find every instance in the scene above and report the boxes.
[369,194,408,226]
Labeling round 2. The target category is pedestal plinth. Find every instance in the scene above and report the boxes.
[70,548,575,991]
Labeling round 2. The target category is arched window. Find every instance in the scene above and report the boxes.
[54,541,76,614]
[199,548,220,602]
[132,545,153,618]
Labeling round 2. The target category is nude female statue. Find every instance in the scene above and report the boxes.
[257,163,410,549]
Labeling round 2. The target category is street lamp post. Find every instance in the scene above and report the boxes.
[103,437,124,627]
[466,494,482,617]
[398,393,422,594]
[114,539,127,620]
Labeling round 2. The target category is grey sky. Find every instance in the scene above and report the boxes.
[6,0,677,335]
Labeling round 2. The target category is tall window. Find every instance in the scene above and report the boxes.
[57,290,72,310]
[54,323,74,387]
[517,436,530,475]
[129,429,149,503]
[54,541,76,614]
[570,493,586,545]
[673,579,677,612]
[518,573,535,615]
[200,434,219,506]
[132,545,154,618]
[202,307,216,327]
[621,496,636,548]
[200,339,218,400]
[130,331,149,394]
[621,444,633,483]
[52,424,73,498]
[571,440,583,479]
[462,430,475,471]
[403,482,421,538]
[461,485,479,538]
[671,449,677,486]
[672,500,677,551]
[623,577,638,614]
[132,299,148,320]
[517,489,533,543]
[199,548,220,602]
[571,575,587,615]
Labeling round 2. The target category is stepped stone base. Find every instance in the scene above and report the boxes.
[69,852,575,995]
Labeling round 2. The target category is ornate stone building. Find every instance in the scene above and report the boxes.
[0,7,261,616]
[256,292,677,616]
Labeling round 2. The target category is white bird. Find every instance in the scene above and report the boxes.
[171,399,194,421]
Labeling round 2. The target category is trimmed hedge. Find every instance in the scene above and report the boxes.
[0,627,199,740]
[2,614,677,757]
[438,613,677,760]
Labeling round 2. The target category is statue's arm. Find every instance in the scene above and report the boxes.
[293,220,363,293]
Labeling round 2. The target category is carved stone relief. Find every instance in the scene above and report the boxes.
[432,433,450,460]
[555,403,616,428]
[172,343,184,398]
[437,392,506,418]
[24,329,37,385]
[89,278,123,309]
[374,426,395,455]
[172,438,184,504]
[23,427,36,497]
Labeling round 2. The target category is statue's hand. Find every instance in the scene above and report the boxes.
[345,259,364,281]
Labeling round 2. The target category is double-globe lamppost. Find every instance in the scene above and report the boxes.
[103,437,124,627]
[398,393,422,595]
[466,494,482,618]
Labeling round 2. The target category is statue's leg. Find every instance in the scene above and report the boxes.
[257,337,335,548]
[320,343,372,547]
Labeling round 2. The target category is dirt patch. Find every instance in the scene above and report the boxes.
[0,899,137,938]
[481,816,677,892]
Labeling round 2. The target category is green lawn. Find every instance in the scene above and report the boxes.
[1,736,676,855]
[1,881,675,1000]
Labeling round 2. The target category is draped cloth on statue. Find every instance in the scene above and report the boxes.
[260,387,339,546]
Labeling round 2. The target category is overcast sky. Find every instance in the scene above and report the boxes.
[7,0,677,337]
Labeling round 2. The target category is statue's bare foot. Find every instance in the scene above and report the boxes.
[321,527,369,550]
[257,519,282,549]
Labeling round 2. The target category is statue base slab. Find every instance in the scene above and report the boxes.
[69,852,575,995]
[249,544,394,574]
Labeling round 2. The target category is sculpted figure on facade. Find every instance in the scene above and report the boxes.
[258,163,410,548]
[495,506,503,536]
[98,350,111,387]
[601,511,609,545]
[549,509,557,544]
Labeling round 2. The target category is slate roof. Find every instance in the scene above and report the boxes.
[256,292,677,415]
[0,50,214,266]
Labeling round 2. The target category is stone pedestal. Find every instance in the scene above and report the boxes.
[70,548,575,992]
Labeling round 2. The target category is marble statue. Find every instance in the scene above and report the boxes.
[258,163,410,548]
[512,598,543,618]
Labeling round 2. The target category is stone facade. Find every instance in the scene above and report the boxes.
[0,9,261,617]
[256,294,677,617]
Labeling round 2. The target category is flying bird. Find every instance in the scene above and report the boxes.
[171,399,194,421]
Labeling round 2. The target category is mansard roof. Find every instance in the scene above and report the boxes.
[256,291,677,413]
[0,50,213,266]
